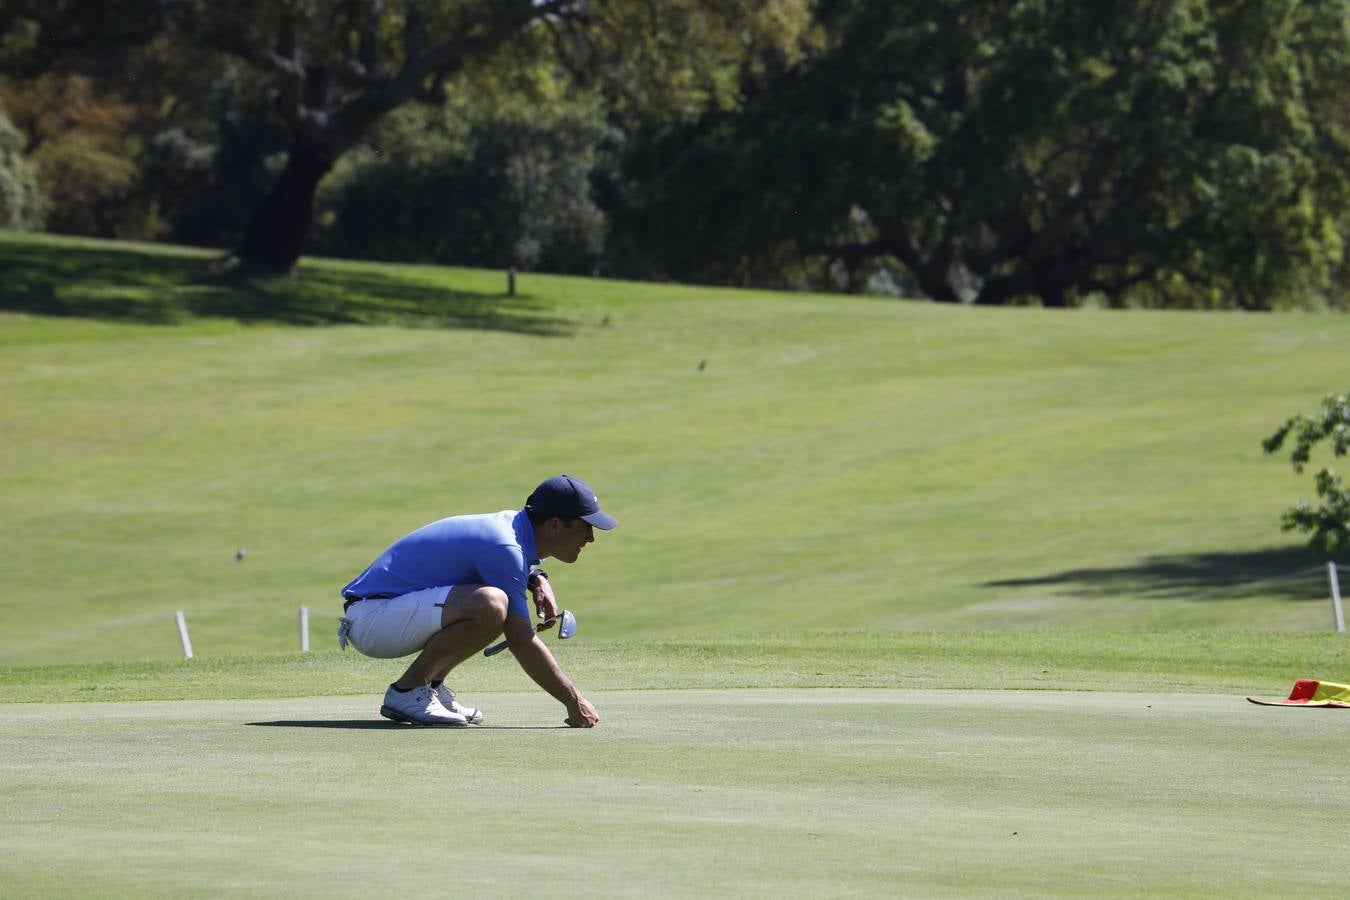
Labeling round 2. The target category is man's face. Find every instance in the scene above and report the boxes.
[552,518,595,563]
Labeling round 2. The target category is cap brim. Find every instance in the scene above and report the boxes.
[581,510,618,530]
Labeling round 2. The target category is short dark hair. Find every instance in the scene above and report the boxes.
[525,507,575,528]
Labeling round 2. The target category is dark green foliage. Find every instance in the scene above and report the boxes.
[1264,393,1350,555]
[1,0,810,273]
[144,78,291,249]
[624,0,1350,307]
[3,0,1348,301]
[313,104,607,273]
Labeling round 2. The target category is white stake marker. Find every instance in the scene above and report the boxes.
[175,610,194,659]
[1329,562,1345,635]
[300,606,310,652]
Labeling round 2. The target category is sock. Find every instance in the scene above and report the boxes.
[389,682,412,693]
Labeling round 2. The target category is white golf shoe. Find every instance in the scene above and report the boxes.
[379,683,468,726]
[432,683,484,725]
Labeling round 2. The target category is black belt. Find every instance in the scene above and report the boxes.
[343,596,363,613]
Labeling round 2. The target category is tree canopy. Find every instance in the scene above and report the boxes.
[1,0,1347,308]
[2,0,811,270]
[627,0,1350,307]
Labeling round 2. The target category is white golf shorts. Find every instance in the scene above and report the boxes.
[342,586,453,659]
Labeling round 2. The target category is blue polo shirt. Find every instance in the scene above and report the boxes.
[341,509,539,618]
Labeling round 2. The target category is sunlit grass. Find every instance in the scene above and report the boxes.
[2,230,1348,666]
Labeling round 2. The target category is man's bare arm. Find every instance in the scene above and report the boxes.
[504,614,598,727]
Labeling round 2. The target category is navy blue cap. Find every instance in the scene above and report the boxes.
[526,475,618,530]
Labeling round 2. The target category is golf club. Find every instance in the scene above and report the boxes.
[483,609,577,657]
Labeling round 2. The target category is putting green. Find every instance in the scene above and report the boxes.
[2,688,1345,897]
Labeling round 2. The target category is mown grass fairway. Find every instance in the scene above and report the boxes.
[3,231,1349,665]
[5,232,1350,897]
[4,683,1349,898]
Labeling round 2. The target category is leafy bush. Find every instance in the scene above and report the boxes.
[1264,393,1350,555]
[313,100,607,274]
[0,104,43,229]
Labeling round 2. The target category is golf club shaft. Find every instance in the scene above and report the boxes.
[482,616,557,657]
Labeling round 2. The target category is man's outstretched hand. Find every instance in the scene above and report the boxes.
[566,695,599,728]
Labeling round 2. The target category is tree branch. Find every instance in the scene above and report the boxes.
[359,0,383,72]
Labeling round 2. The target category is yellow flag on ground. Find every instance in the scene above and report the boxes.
[1248,680,1350,707]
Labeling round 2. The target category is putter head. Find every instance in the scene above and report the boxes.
[558,609,577,639]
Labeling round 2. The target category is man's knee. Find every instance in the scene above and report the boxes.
[442,584,509,631]
[468,585,509,626]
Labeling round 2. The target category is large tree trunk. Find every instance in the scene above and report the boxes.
[235,136,336,274]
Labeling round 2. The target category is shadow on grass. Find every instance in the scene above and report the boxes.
[0,238,574,335]
[984,546,1343,602]
[247,719,406,730]
[247,720,567,730]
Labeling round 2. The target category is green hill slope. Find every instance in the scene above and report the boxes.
[2,231,1347,664]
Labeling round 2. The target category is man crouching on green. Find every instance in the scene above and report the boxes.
[338,474,617,727]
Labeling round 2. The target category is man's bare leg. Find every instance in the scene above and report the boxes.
[393,585,507,690]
